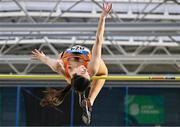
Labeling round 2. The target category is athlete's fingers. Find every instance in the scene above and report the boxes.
[31,54,37,59]
[31,50,37,55]
[105,3,108,10]
[34,49,40,54]
[108,3,112,12]
[41,51,45,55]
[31,56,38,60]
[105,3,112,13]
[31,54,38,58]
[102,3,112,16]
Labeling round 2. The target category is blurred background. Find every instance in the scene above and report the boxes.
[0,0,180,126]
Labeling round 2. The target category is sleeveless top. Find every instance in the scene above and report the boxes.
[60,45,91,80]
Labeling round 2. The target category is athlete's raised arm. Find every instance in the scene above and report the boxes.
[88,3,112,75]
[31,49,65,75]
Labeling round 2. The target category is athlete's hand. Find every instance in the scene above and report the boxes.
[31,49,46,61]
[102,2,112,17]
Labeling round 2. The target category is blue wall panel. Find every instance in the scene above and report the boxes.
[0,82,180,126]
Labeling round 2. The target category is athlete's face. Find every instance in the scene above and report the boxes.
[70,65,90,80]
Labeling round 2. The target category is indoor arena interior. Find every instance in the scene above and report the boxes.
[0,0,180,126]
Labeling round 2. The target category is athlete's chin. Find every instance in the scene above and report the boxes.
[83,75,90,80]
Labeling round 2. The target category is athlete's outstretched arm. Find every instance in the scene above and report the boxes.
[31,49,65,75]
[88,3,112,75]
